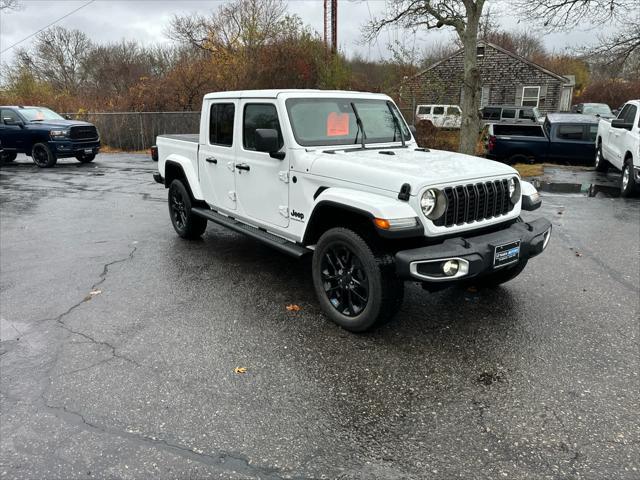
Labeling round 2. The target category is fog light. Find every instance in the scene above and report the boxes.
[442,260,459,276]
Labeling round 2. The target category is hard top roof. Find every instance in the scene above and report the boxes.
[546,113,600,124]
[203,89,390,100]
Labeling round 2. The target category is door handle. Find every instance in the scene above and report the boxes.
[235,163,250,171]
[205,157,217,164]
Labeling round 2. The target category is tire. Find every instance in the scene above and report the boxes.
[312,227,404,332]
[1,152,17,163]
[620,158,638,198]
[75,153,96,163]
[168,179,207,239]
[31,143,57,168]
[475,260,528,288]
[595,143,609,172]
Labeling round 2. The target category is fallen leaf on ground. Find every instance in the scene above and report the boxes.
[466,286,478,293]
[234,367,247,374]
[575,252,582,257]
[286,304,301,312]
[89,289,102,296]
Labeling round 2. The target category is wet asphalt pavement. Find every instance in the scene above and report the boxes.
[0,154,638,479]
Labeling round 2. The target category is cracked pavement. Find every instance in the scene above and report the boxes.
[1,154,639,479]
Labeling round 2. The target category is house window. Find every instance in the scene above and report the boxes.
[521,86,540,107]
[477,46,485,57]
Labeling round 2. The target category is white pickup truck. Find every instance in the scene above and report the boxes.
[153,90,551,332]
[595,99,640,197]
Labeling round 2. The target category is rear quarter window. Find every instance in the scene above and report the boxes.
[557,124,584,140]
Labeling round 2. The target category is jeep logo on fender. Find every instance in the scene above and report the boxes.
[291,210,305,221]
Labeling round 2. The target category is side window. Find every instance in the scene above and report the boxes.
[482,107,501,120]
[502,109,516,119]
[557,125,583,140]
[519,109,535,120]
[617,105,629,120]
[446,106,460,116]
[623,105,637,124]
[586,125,598,141]
[209,103,235,146]
[417,106,431,115]
[432,106,445,115]
[1,109,20,125]
[243,103,283,151]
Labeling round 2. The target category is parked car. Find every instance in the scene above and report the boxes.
[153,89,550,332]
[0,106,100,167]
[480,105,544,124]
[415,104,462,128]
[595,99,640,197]
[571,103,615,119]
[485,113,599,164]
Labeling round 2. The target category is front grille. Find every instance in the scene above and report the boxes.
[433,179,514,227]
[69,126,98,141]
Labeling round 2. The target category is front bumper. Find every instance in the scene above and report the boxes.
[395,217,552,282]
[50,140,101,157]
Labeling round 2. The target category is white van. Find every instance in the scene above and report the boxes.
[415,104,462,129]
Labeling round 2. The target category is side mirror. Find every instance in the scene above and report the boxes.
[254,129,284,159]
[64,115,72,120]
[611,119,632,130]
[3,118,24,127]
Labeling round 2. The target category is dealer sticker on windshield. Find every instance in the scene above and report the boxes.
[493,241,521,268]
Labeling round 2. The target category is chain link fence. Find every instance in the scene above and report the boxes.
[64,112,201,151]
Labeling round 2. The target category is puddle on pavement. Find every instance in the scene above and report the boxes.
[532,180,620,198]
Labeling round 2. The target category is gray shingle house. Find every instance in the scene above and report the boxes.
[401,41,574,114]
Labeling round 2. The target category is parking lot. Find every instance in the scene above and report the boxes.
[0,154,638,479]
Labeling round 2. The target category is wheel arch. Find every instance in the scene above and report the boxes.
[163,157,203,201]
[302,188,422,246]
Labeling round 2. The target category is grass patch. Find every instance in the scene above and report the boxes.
[100,145,148,154]
[513,163,544,178]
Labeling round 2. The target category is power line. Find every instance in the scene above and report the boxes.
[0,0,96,54]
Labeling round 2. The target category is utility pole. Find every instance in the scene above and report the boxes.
[323,0,338,54]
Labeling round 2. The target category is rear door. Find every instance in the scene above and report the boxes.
[0,109,24,151]
[235,101,289,228]
[551,124,588,162]
[198,100,237,211]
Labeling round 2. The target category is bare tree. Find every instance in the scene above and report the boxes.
[13,27,93,92]
[365,1,486,155]
[518,0,639,75]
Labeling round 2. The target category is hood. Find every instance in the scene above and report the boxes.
[27,119,95,129]
[308,147,518,194]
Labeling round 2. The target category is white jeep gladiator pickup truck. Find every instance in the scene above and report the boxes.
[153,90,551,332]
[595,99,640,196]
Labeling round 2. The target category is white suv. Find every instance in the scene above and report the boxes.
[415,104,462,129]
[154,90,550,332]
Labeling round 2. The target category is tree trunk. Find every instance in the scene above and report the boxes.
[458,3,483,155]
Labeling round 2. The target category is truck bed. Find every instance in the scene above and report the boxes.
[158,134,199,143]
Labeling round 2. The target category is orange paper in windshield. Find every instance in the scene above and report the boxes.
[327,112,349,136]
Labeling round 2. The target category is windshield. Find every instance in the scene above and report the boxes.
[18,107,64,121]
[286,98,411,147]
[582,104,613,116]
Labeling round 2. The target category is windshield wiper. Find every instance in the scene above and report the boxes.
[387,101,406,148]
[350,102,366,149]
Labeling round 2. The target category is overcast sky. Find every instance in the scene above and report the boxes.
[0,0,608,70]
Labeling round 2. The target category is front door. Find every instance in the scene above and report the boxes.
[235,101,289,228]
[198,101,237,211]
[0,109,24,152]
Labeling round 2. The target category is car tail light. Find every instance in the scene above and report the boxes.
[487,135,496,152]
[150,145,158,161]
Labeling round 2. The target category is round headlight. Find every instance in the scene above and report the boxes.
[508,177,521,204]
[420,188,447,220]
[420,189,437,216]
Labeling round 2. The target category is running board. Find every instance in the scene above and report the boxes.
[191,207,311,258]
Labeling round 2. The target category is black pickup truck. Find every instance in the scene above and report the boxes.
[0,106,100,167]
[485,113,599,164]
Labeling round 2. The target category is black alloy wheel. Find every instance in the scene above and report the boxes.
[320,242,370,317]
